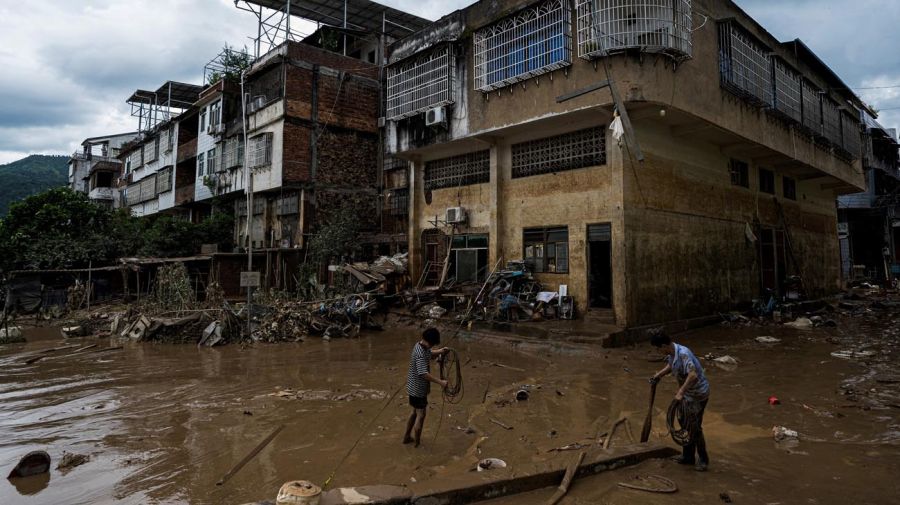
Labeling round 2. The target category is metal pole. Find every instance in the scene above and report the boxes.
[87,261,92,310]
[286,0,291,42]
[342,0,348,56]
[242,69,254,337]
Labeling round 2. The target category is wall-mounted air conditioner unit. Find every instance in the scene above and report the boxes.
[446,206,466,224]
[425,106,447,126]
[249,95,266,113]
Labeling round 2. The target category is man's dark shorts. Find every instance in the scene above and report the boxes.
[409,395,427,409]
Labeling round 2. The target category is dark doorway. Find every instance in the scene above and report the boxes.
[759,228,787,295]
[587,224,612,309]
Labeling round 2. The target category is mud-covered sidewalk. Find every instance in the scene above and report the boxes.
[2,305,900,504]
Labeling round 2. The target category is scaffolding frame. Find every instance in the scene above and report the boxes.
[234,0,430,59]
[127,81,203,132]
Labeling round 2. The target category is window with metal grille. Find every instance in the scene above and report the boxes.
[248,133,273,169]
[384,156,410,172]
[576,0,693,60]
[386,44,454,120]
[718,21,772,108]
[773,58,801,123]
[196,152,205,179]
[276,193,299,216]
[822,98,841,147]
[473,0,571,92]
[783,176,796,200]
[145,138,159,163]
[512,126,606,178]
[729,159,749,188]
[759,168,775,194]
[207,148,217,175]
[801,79,823,135]
[128,149,143,170]
[139,174,157,202]
[424,150,490,191]
[223,137,244,169]
[524,227,569,273]
[390,187,409,216]
[126,182,141,206]
[157,166,173,193]
[840,111,861,159]
[235,199,248,216]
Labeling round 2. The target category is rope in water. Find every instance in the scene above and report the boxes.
[322,386,402,489]
[665,399,701,447]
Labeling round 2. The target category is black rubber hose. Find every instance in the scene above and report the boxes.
[439,348,464,404]
[666,398,700,447]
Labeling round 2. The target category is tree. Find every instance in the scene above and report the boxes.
[207,45,252,85]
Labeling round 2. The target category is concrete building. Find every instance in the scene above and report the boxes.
[385,0,868,328]
[838,113,900,283]
[68,132,138,208]
[120,82,204,218]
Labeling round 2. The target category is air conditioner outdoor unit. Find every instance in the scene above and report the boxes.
[446,206,466,224]
[249,95,266,112]
[425,106,447,126]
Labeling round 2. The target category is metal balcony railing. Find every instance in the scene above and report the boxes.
[577,0,693,61]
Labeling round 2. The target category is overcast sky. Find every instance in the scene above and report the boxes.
[0,0,897,165]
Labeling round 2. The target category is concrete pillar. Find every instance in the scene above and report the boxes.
[408,156,423,285]
[609,138,629,327]
[489,143,503,268]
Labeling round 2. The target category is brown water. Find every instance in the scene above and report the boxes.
[2,312,900,505]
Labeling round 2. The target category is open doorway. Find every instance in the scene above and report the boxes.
[587,224,612,309]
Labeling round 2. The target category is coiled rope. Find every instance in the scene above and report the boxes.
[666,399,702,447]
[439,348,464,404]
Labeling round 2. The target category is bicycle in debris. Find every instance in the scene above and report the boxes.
[752,289,778,318]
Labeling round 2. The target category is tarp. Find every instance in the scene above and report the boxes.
[5,276,43,314]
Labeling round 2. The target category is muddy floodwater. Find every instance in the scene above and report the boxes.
[2,311,900,504]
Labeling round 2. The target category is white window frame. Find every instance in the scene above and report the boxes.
[197,152,205,179]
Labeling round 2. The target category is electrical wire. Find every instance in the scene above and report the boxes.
[438,348,464,404]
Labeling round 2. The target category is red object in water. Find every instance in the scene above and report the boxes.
[768,396,780,405]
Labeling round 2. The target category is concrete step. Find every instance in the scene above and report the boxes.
[584,309,616,325]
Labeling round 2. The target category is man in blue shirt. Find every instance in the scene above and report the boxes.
[402,328,448,447]
[650,330,710,471]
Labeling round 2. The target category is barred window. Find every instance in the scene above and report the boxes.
[801,79,823,135]
[235,199,248,216]
[276,193,300,216]
[389,187,409,216]
[207,148,217,175]
[729,159,749,188]
[157,166,173,193]
[759,168,775,194]
[576,0,693,60]
[512,126,606,178]
[718,21,772,108]
[139,174,157,202]
[223,138,244,169]
[424,150,490,191]
[128,149,143,170]
[473,0,571,92]
[384,156,410,172]
[196,152,205,179]
[145,138,159,163]
[126,182,141,206]
[822,98,842,147]
[386,44,454,120]
[773,58,801,123]
[840,111,861,159]
[783,176,796,200]
[248,133,273,169]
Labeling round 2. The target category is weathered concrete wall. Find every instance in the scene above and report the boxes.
[621,119,842,326]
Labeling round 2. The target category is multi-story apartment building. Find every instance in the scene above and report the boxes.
[838,113,900,282]
[68,132,138,207]
[385,0,869,327]
[238,41,383,252]
[120,82,204,218]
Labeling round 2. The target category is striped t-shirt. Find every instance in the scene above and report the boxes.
[406,342,432,398]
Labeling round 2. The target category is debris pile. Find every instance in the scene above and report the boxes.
[269,388,387,401]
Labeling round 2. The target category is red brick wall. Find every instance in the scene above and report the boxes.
[284,65,379,133]
[282,122,312,184]
[286,42,379,80]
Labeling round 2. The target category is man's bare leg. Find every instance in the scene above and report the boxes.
[413,408,427,447]
[402,411,416,444]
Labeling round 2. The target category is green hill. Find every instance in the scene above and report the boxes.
[0,154,70,216]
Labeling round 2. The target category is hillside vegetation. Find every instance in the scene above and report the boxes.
[0,154,70,216]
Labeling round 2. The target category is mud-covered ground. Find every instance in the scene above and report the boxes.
[1,305,899,504]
